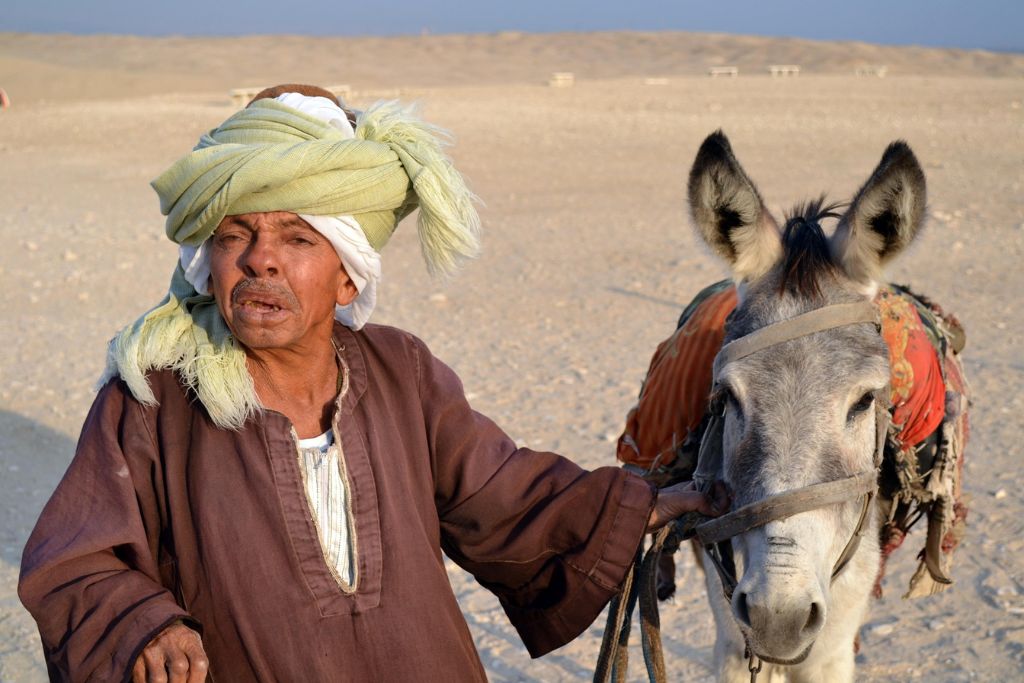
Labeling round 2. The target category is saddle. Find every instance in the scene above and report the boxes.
[617,280,970,599]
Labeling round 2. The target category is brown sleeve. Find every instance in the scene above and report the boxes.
[415,339,656,657]
[18,381,196,683]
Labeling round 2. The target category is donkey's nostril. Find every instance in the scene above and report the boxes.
[734,591,751,628]
[802,601,825,635]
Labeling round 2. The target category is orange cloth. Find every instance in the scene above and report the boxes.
[617,283,947,469]
[876,288,946,449]
[617,286,737,469]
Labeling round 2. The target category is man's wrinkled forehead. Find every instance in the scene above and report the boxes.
[217,212,318,233]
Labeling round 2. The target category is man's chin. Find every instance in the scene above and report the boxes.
[228,320,296,351]
[223,308,337,352]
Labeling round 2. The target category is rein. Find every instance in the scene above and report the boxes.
[595,299,887,683]
[696,471,877,587]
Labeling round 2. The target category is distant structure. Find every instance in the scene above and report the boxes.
[548,72,575,88]
[855,65,889,77]
[769,64,801,77]
[324,84,353,102]
[230,87,261,107]
[230,84,352,108]
[708,66,739,78]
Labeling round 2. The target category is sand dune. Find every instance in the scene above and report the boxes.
[1,30,1021,104]
[1,30,1022,682]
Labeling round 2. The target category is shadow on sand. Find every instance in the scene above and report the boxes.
[0,409,76,682]
[0,410,76,567]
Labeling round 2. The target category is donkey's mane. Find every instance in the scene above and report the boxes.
[778,196,846,299]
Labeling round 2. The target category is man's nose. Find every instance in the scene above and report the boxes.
[239,237,280,277]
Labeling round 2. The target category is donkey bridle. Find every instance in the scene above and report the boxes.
[692,299,889,671]
[593,300,890,683]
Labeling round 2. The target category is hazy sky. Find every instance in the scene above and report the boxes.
[4,0,1021,52]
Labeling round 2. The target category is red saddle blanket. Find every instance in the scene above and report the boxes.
[617,280,970,598]
[618,282,947,469]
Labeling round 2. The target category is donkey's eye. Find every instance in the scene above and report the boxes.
[847,392,874,421]
[720,387,742,417]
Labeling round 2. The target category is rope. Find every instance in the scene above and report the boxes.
[593,547,641,683]
[593,512,706,683]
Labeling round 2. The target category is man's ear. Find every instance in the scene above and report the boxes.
[336,275,359,307]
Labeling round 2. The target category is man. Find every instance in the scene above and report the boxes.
[19,85,724,682]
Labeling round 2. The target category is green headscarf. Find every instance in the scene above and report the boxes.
[101,97,480,429]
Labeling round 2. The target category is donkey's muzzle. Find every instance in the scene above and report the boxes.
[732,583,826,662]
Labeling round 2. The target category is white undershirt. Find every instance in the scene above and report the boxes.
[297,430,334,451]
[295,429,356,587]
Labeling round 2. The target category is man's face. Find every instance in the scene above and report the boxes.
[209,211,358,351]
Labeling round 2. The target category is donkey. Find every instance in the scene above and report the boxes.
[684,131,928,682]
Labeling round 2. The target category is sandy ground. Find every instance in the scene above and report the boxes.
[1,32,1022,682]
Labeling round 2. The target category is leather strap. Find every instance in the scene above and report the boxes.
[830,489,875,580]
[713,301,879,378]
[696,470,877,545]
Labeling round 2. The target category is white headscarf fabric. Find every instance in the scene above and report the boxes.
[177,92,382,330]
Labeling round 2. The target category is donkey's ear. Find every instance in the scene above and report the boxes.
[688,131,781,281]
[832,141,926,284]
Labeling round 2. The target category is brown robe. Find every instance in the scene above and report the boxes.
[19,322,654,682]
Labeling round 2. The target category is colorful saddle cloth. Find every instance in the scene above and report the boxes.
[617,280,970,598]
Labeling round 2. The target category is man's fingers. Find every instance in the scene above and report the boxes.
[142,645,169,683]
[184,638,210,683]
[648,480,733,531]
[186,655,210,683]
[132,657,147,683]
[167,650,191,683]
[675,490,718,517]
[135,624,209,683]
[665,481,731,517]
[709,480,732,514]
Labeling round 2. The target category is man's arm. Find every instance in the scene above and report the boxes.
[18,380,202,682]
[414,338,719,657]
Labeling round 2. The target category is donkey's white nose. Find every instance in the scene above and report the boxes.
[733,587,826,658]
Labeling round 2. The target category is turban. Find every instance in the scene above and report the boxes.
[155,95,480,270]
[177,93,382,331]
[101,91,481,430]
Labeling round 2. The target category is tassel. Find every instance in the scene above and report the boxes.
[357,100,482,276]
[100,291,260,431]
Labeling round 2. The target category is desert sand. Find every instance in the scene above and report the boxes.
[1,30,1022,682]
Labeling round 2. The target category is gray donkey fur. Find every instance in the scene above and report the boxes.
[686,131,926,682]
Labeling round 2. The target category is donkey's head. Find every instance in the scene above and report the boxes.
[687,132,926,662]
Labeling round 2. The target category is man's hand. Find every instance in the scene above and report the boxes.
[132,623,209,683]
[647,480,730,532]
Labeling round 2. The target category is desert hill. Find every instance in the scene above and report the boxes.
[1,30,1021,104]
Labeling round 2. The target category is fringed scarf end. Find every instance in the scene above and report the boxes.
[99,296,260,431]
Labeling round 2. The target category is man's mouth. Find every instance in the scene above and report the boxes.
[232,295,292,325]
[231,279,297,313]
[239,300,283,312]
